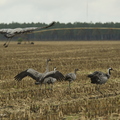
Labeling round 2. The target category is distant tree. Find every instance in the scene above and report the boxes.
[0,22,120,41]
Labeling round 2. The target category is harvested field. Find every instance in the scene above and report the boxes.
[0,41,120,120]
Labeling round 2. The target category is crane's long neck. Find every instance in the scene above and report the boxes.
[74,70,77,75]
[45,60,49,73]
[54,67,57,71]
[107,69,111,77]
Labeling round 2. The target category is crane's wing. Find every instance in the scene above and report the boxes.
[98,74,108,83]
[90,76,100,84]
[37,21,55,29]
[20,21,55,34]
[88,71,108,84]
[0,21,55,35]
[14,68,42,81]
[0,29,13,34]
[90,75,108,84]
[87,71,104,78]
[43,70,65,81]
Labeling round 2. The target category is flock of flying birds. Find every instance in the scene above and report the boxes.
[14,59,114,94]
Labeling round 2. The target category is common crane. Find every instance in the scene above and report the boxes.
[35,67,65,90]
[87,68,114,94]
[14,59,51,84]
[0,21,55,47]
[37,77,57,90]
[65,68,79,89]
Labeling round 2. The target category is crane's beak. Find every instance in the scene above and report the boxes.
[47,58,51,61]
[111,68,114,71]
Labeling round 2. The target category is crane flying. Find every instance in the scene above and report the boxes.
[0,21,55,47]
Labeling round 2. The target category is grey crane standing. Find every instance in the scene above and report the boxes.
[14,59,51,85]
[40,77,57,90]
[0,21,55,47]
[35,67,65,90]
[87,68,114,94]
[64,68,79,89]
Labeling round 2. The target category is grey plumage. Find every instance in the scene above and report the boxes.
[14,59,51,84]
[42,77,57,90]
[35,67,64,90]
[44,59,51,73]
[35,67,64,83]
[43,77,57,84]
[42,67,65,82]
[65,68,79,88]
[14,68,43,82]
[0,21,55,47]
[87,68,114,94]
[14,60,64,90]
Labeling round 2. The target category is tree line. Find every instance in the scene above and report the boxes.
[0,21,120,41]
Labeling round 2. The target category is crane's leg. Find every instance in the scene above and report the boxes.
[3,38,12,48]
[5,38,12,47]
[47,84,51,90]
[40,83,42,90]
[3,38,9,47]
[44,84,47,90]
[69,81,71,89]
[97,84,103,94]
[50,83,53,91]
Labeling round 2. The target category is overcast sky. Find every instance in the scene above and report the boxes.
[0,0,120,24]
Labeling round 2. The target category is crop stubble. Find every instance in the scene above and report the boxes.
[0,41,120,120]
